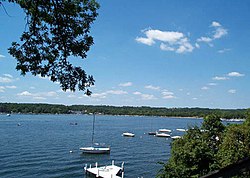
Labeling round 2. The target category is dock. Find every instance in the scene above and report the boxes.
[84,160,124,178]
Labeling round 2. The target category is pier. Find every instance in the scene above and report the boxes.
[84,160,124,178]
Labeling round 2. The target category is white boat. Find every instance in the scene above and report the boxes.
[80,146,110,154]
[176,128,186,132]
[6,114,11,117]
[158,129,171,133]
[80,114,110,154]
[155,132,171,137]
[122,132,135,137]
[171,136,182,140]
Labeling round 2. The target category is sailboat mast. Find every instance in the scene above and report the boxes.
[91,113,95,145]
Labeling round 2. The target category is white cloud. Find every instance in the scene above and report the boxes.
[106,90,128,95]
[201,86,209,90]
[208,83,217,86]
[228,89,236,94]
[45,91,58,97]
[135,37,154,46]
[17,91,33,96]
[0,76,13,83]
[145,85,160,90]
[213,27,227,39]
[133,91,156,100]
[33,96,46,100]
[211,21,221,27]
[192,97,198,100]
[196,21,227,47]
[163,95,175,99]
[212,76,229,80]
[136,29,194,53]
[0,86,5,92]
[6,85,17,89]
[119,82,133,87]
[0,54,5,58]
[195,43,200,48]
[160,43,175,51]
[133,91,142,95]
[91,92,107,99]
[141,94,157,100]
[3,74,13,78]
[162,90,175,99]
[227,72,245,77]
[197,36,213,43]
[218,48,230,53]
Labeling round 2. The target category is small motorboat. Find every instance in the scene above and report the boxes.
[155,132,171,137]
[171,136,182,140]
[176,128,186,132]
[148,131,157,135]
[122,132,135,137]
[158,129,171,133]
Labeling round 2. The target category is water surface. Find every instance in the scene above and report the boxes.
[0,114,203,177]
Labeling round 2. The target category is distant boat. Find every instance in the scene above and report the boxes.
[148,131,157,135]
[6,114,11,117]
[176,128,186,132]
[158,129,171,133]
[148,118,156,135]
[80,114,110,154]
[80,146,110,154]
[155,132,171,137]
[171,136,182,140]
[122,132,135,137]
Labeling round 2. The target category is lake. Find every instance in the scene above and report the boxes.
[0,114,203,178]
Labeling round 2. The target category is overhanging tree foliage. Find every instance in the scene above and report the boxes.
[1,0,99,94]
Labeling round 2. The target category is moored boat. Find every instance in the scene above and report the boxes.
[155,132,171,137]
[122,132,135,137]
[158,129,171,133]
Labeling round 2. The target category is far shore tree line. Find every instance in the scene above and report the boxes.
[0,103,248,119]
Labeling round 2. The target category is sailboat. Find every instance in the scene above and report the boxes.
[80,114,110,154]
[148,118,156,135]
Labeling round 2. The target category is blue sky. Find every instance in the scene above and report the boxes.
[0,1,250,109]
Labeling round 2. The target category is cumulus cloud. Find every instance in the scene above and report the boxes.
[228,89,236,94]
[162,90,175,99]
[133,91,156,100]
[196,21,227,47]
[227,72,245,77]
[0,74,14,83]
[6,85,17,89]
[136,29,194,54]
[201,86,209,90]
[106,90,128,95]
[212,76,229,81]
[17,91,33,96]
[119,82,133,87]
[218,48,231,53]
[145,85,160,90]
[91,92,107,99]
[208,83,217,86]
[90,89,128,99]
[0,86,5,92]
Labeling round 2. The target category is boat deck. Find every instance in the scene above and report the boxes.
[84,160,124,178]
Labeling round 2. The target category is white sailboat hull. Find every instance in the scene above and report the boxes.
[80,146,110,154]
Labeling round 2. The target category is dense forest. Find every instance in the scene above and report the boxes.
[0,103,248,119]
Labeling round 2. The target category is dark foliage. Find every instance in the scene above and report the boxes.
[1,0,99,94]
